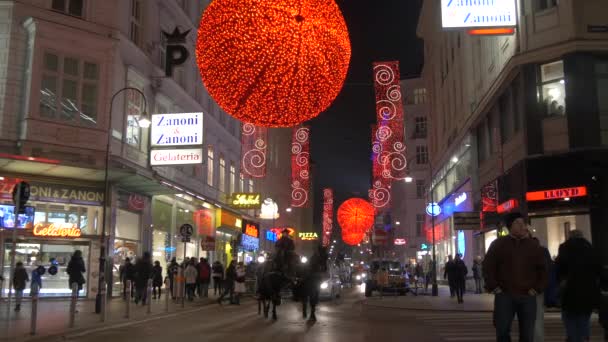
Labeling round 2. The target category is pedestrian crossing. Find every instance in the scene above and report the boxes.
[412,311,605,342]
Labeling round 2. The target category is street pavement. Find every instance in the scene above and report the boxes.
[2,287,605,341]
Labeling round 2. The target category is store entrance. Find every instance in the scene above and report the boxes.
[2,241,90,297]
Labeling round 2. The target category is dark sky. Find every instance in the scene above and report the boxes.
[310,0,424,225]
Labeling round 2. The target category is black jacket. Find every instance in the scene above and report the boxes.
[134,258,153,288]
[13,267,29,291]
[152,265,163,286]
[67,256,86,288]
[556,237,601,314]
[453,259,468,281]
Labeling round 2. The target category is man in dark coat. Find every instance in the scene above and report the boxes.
[483,212,547,342]
[444,255,456,297]
[275,229,295,274]
[119,258,135,300]
[555,230,601,342]
[13,261,29,311]
[134,252,153,305]
[217,260,236,304]
[67,250,86,294]
[453,253,468,303]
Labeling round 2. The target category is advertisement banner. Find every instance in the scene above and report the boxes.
[441,0,517,29]
[151,112,203,147]
[150,148,203,166]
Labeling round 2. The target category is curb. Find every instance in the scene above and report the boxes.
[8,301,219,342]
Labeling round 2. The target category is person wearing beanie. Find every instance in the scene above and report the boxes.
[483,212,547,342]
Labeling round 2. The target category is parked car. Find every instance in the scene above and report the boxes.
[364,260,409,297]
[319,274,342,300]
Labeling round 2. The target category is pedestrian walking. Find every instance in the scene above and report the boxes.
[167,258,179,299]
[31,265,44,296]
[218,260,236,304]
[234,262,246,305]
[197,258,211,298]
[152,261,163,299]
[555,230,601,342]
[134,252,153,305]
[184,259,198,301]
[12,261,29,312]
[472,256,483,294]
[119,258,135,300]
[444,255,456,298]
[212,261,224,296]
[483,212,547,342]
[67,250,86,297]
[453,254,468,303]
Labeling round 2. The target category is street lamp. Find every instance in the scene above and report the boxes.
[96,87,148,313]
[404,176,413,183]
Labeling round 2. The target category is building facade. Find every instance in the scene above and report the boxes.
[391,77,431,265]
[0,0,267,298]
[417,0,608,269]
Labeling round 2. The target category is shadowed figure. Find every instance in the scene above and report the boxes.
[294,246,328,322]
[257,256,291,320]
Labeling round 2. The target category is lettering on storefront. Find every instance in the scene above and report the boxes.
[298,232,318,241]
[3,182,105,204]
[242,220,260,238]
[497,199,518,214]
[230,193,261,209]
[525,186,587,202]
[33,223,82,238]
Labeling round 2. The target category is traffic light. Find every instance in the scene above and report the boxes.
[12,181,30,213]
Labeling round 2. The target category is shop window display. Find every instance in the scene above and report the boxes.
[3,243,89,297]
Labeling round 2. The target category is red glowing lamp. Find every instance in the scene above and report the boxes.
[196,0,351,127]
[337,198,375,246]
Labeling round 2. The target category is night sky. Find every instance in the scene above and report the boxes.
[310,0,424,225]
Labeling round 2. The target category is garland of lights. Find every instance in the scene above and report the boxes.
[241,123,267,178]
[196,0,352,127]
[291,126,310,207]
[322,188,334,247]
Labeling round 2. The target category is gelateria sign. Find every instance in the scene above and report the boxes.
[33,223,82,238]
[1,180,103,205]
[230,193,261,209]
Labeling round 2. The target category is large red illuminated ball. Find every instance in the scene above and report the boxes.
[342,230,365,246]
[196,0,351,127]
[337,198,375,246]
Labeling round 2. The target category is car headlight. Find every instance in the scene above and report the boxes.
[361,273,367,278]
[356,275,361,280]
[320,282,329,289]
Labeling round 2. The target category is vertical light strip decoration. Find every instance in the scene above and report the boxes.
[241,123,267,178]
[371,124,391,209]
[291,126,310,207]
[373,61,407,182]
[322,188,334,247]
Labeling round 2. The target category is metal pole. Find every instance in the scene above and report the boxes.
[125,280,131,319]
[7,183,21,314]
[30,283,39,335]
[69,283,78,328]
[164,277,170,312]
[182,241,186,308]
[430,163,438,297]
[147,279,152,314]
[97,87,147,314]
[100,282,107,322]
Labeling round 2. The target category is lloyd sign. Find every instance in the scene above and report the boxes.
[441,0,517,29]
[150,148,203,166]
[151,113,203,147]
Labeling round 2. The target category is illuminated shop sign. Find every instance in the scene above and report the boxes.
[298,232,318,241]
[525,186,587,202]
[394,238,407,246]
[151,113,203,147]
[497,199,519,214]
[240,234,259,251]
[454,192,468,206]
[150,148,203,166]
[242,220,260,238]
[1,180,103,205]
[266,230,278,242]
[426,203,441,217]
[270,227,295,237]
[457,231,466,257]
[33,223,81,238]
[230,193,261,209]
[441,0,517,29]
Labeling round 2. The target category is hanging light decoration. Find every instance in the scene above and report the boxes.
[337,198,375,246]
[196,0,351,127]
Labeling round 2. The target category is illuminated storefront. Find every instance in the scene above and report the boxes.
[215,209,242,266]
[0,179,103,298]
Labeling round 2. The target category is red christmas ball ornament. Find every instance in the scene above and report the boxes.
[196,0,351,127]
[337,198,375,246]
[342,230,365,246]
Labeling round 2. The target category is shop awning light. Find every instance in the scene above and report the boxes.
[467,28,516,36]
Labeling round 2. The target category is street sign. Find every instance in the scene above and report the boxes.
[453,212,481,230]
[179,224,193,239]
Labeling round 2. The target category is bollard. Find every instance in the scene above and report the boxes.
[69,282,78,328]
[125,280,131,319]
[30,283,39,335]
[146,279,152,314]
[100,282,107,323]
[164,278,170,313]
